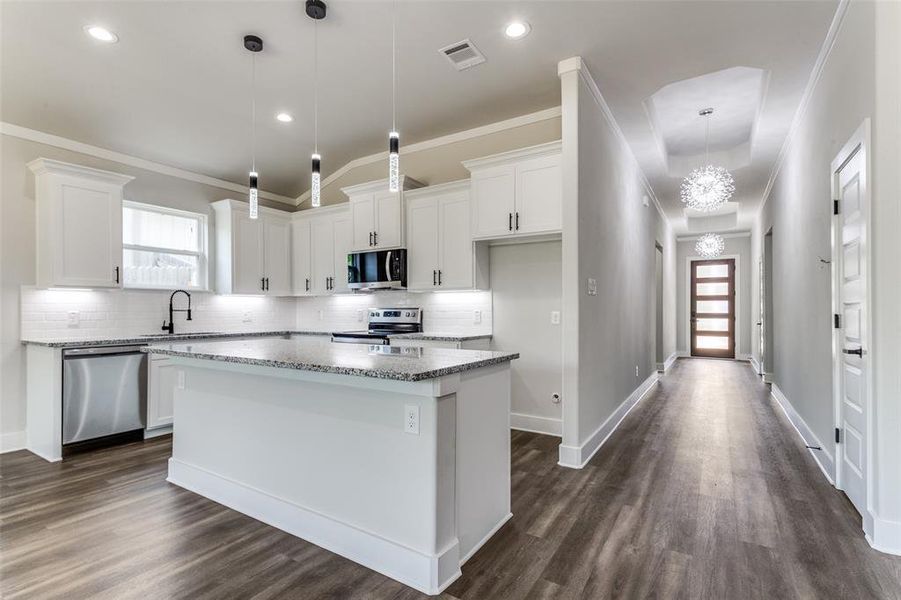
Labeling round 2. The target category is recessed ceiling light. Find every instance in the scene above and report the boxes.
[84,25,118,43]
[275,112,294,123]
[504,21,531,39]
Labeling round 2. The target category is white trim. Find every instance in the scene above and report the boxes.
[757,0,850,217]
[462,140,562,170]
[749,355,763,375]
[143,426,173,440]
[296,106,563,206]
[676,231,751,242]
[867,518,901,556]
[2,122,297,206]
[0,431,26,453]
[657,352,678,373]
[770,383,835,484]
[735,353,752,362]
[557,372,659,469]
[168,457,462,596]
[510,413,562,437]
[762,372,775,384]
[683,254,742,359]
[458,512,513,564]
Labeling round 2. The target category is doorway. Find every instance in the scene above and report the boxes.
[832,121,870,520]
[690,258,735,359]
[762,229,775,380]
[655,243,664,370]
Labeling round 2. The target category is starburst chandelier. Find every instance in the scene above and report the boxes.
[681,108,735,212]
[696,233,725,258]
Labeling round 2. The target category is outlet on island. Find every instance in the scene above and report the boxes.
[404,404,420,435]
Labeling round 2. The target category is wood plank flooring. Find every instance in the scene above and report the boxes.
[3,358,901,599]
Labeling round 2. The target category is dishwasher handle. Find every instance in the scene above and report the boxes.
[63,345,147,357]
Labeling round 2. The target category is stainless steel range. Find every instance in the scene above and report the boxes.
[331,308,422,345]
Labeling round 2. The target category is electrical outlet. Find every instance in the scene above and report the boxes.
[635,365,639,377]
[404,404,420,435]
[67,311,80,328]
[242,311,252,323]
[177,370,185,390]
[473,310,482,325]
[550,311,561,325]
[357,309,364,322]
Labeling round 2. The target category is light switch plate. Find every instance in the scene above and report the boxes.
[587,278,598,296]
[67,311,80,328]
[473,310,482,325]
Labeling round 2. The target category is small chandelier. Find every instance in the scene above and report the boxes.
[696,233,725,258]
[681,108,734,212]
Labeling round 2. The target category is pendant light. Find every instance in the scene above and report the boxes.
[307,0,326,207]
[696,233,725,258]
[244,35,263,219]
[388,1,399,193]
[680,108,735,212]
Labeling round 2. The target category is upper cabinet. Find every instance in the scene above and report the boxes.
[342,176,424,252]
[405,181,488,291]
[28,158,133,289]
[463,141,562,240]
[292,205,352,296]
[212,199,292,295]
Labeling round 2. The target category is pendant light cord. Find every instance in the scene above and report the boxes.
[314,19,319,154]
[704,111,710,166]
[251,53,257,173]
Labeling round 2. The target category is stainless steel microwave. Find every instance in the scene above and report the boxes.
[347,249,407,290]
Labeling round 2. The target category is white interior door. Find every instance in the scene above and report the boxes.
[834,136,868,518]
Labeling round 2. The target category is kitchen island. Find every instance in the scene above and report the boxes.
[144,338,518,595]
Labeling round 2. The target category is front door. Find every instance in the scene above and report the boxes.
[833,130,869,518]
[690,259,735,359]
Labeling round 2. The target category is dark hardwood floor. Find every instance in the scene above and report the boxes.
[3,359,900,599]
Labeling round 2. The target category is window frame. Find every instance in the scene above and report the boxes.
[122,200,210,291]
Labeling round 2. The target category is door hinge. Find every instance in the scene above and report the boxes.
[835,427,842,444]
[833,199,840,215]
[834,314,841,329]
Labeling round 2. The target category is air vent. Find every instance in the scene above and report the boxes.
[439,39,485,71]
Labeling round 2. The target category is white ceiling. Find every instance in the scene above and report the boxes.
[1,1,837,231]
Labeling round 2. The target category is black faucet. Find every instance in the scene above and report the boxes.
[162,290,192,334]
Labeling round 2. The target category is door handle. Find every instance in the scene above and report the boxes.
[842,347,865,357]
[509,213,513,231]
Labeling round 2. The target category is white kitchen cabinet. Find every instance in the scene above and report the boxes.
[211,199,292,295]
[28,158,133,289]
[343,176,424,252]
[296,205,352,295]
[405,180,488,291]
[463,142,562,240]
[147,356,175,430]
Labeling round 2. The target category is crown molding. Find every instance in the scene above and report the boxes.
[757,0,851,220]
[295,106,562,206]
[27,157,135,186]
[462,140,562,170]
[1,122,297,206]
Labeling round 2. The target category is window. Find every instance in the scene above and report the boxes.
[122,201,208,290]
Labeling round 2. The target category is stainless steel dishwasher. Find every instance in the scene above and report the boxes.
[62,345,147,446]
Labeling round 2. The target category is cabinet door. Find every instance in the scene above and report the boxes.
[147,357,175,429]
[438,192,473,289]
[263,216,292,295]
[291,219,313,295]
[55,178,123,287]
[515,154,562,234]
[406,197,439,290]
[350,194,376,251]
[310,217,335,295]
[374,190,403,249]
[470,165,515,239]
[233,212,265,294]
[332,216,352,293]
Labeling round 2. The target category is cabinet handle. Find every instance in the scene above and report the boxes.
[438,270,442,285]
[114,266,120,284]
[369,231,373,246]
[516,212,520,231]
[433,270,437,286]
[265,277,270,291]
[508,213,513,231]
[261,277,265,291]
[373,231,378,246]
[305,278,310,292]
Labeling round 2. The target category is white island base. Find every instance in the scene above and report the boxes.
[165,357,512,595]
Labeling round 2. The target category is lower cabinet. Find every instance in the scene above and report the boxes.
[147,356,175,430]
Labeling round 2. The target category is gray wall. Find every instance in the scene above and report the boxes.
[676,235,752,357]
[489,240,562,433]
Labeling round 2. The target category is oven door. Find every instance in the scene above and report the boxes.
[347,249,406,290]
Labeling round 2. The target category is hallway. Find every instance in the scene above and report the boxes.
[2,359,900,599]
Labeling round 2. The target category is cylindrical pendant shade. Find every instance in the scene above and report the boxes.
[388,132,399,193]
[311,154,321,207]
[249,171,259,219]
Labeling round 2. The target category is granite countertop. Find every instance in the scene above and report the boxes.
[21,330,491,348]
[142,338,517,382]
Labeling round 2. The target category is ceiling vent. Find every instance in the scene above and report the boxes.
[439,39,485,71]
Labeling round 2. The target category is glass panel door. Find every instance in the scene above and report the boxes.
[691,258,735,358]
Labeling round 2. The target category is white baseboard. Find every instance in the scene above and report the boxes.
[510,413,562,437]
[676,350,690,358]
[657,352,678,373]
[0,431,26,453]
[770,383,835,484]
[762,372,775,384]
[144,426,173,439]
[749,355,762,374]
[168,458,462,595]
[736,353,752,362]
[459,512,512,565]
[868,516,901,556]
[557,372,659,469]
